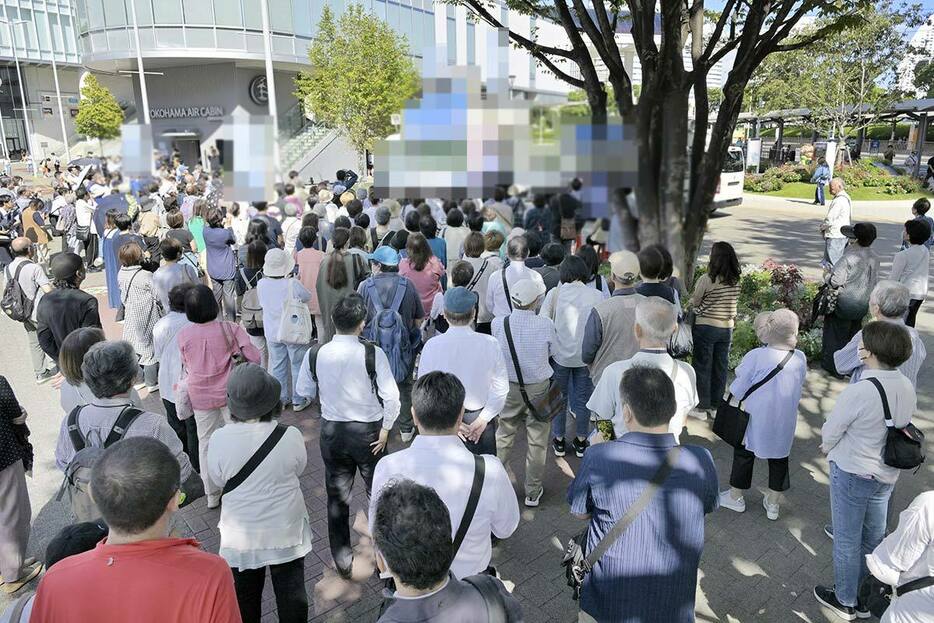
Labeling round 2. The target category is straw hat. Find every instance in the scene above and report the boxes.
[318,188,334,204]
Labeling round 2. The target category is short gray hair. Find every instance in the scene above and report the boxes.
[635,297,678,343]
[870,280,910,319]
[830,177,845,190]
[82,341,138,399]
[376,206,390,226]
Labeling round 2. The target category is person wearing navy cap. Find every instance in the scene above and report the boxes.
[417,287,508,456]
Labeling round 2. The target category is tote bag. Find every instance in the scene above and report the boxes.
[277,279,313,344]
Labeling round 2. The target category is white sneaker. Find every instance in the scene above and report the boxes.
[525,488,543,508]
[719,490,746,513]
[133,381,147,391]
[762,497,780,521]
[145,384,159,394]
[400,429,415,443]
[688,408,709,421]
[292,398,312,412]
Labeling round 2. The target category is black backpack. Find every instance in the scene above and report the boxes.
[307,338,383,407]
[1,261,34,322]
[866,378,925,470]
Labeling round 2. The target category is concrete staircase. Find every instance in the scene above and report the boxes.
[279,122,334,173]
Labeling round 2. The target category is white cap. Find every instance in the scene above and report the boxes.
[510,278,546,307]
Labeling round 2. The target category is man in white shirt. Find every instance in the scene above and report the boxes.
[369,371,519,578]
[485,236,545,318]
[418,287,508,456]
[587,297,698,442]
[820,178,851,270]
[491,279,556,507]
[5,237,55,383]
[295,293,400,578]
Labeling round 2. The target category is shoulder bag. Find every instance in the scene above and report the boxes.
[501,266,513,312]
[865,377,925,470]
[562,446,682,600]
[859,574,934,618]
[503,316,565,422]
[713,350,794,448]
[221,424,288,498]
[221,321,249,367]
[277,279,313,344]
[812,282,840,318]
[453,455,485,556]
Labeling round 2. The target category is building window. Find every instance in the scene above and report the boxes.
[446,16,455,64]
[102,0,127,26]
[269,0,293,33]
[84,0,105,30]
[183,0,213,25]
[153,0,183,24]
[466,20,474,65]
[130,0,154,26]
[242,0,262,30]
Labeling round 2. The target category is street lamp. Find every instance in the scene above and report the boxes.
[43,10,70,162]
[259,0,282,182]
[0,15,37,164]
[127,0,150,124]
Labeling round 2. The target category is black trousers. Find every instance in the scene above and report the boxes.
[231,556,307,623]
[462,409,497,456]
[163,398,200,473]
[821,312,863,375]
[906,298,922,328]
[83,233,98,268]
[729,444,790,492]
[319,419,385,571]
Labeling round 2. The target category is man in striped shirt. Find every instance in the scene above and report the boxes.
[834,280,926,387]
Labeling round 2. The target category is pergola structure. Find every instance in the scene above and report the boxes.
[727,99,934,178]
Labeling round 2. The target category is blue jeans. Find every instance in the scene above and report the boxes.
[829,461,894,607]
[815,182,826,205]
[691,324,732,410]
[550,363,593,440]
[267,341,309,404]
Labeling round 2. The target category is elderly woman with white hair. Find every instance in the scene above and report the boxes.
[718,308,808,521]
[833,279,927,388]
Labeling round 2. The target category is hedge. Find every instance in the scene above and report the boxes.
[744,160,923,195]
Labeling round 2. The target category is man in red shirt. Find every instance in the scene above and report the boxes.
[31,437,242,622]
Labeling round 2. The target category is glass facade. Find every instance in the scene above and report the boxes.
[0,1,81,65]
[71,0,434,64]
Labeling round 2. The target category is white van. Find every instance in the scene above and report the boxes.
[711,146,745,212]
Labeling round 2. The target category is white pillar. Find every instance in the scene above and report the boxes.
[259,0,281,182]
[128,0,150,124]
[45,10,70,161]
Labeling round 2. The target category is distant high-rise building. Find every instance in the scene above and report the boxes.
[898,13,934,96]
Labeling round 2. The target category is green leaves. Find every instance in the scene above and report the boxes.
[75,74,124,141]
[294,3,420,156]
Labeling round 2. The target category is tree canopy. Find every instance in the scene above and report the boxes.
[448,0,877,277]
[745,3,921,138]
[915,60,934,98]
[294,4,420,157]
[75,74,124,143]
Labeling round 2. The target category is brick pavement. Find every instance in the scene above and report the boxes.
[4,205,932,622]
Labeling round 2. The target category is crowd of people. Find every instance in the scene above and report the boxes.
[0,158,930,623]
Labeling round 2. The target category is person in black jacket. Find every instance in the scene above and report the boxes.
[36,252,101,362]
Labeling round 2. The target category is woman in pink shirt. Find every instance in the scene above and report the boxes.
[177,285,261,508]
[399,232,444,312]
[295,226,326,340]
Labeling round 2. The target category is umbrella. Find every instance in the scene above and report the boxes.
[68,157,101,167]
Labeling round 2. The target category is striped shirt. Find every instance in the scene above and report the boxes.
[833,321,926,388]
[690,274,740,328]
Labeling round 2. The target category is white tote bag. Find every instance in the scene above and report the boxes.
[277,279,313,344]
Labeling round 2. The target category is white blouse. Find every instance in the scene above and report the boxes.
[539,281,606,368]
[729,346,808,459]
[207,421,311,570]
[867,491,934,623]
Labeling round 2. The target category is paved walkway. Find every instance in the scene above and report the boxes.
[1,207,931,622]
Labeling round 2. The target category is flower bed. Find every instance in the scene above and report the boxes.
[744,160,923,196]
[693,259,822,369]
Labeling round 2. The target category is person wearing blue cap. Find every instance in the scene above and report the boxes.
[357,245,424,443]
[417,287,508,456]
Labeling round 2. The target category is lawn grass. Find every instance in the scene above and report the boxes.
[751,181,934,202]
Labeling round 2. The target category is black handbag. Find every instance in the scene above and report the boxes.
[865,378,926,470]
[859,574,934,618]
[562,447,681,600]
[713,351,794,448]
[503,316,565,422]
[76,224,90,243]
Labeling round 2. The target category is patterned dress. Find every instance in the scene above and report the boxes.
[118,266,164,366]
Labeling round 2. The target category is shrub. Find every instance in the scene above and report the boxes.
[729,320,759,370]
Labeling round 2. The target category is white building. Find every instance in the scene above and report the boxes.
[898,13,934,95]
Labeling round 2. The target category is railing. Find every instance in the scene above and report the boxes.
[279,100,313,142]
